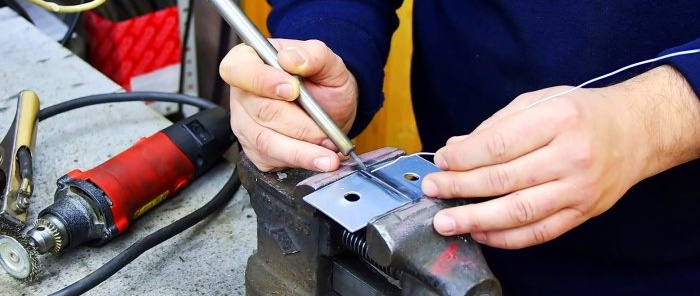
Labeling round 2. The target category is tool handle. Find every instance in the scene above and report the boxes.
[62,108,233,233]
[208,0,355,156]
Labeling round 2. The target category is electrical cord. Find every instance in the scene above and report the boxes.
[50,166,241,296]
[38,91,218,120]
[59,12,80,45]
[24,0,106,13]
[59,0,85,46]
[32,91,240,296]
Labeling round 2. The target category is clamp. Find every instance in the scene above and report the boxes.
[0,90,40,279]
[0,90,39,228]
[239,147,502,295]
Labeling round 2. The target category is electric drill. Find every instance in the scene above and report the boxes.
[24,107,233,256]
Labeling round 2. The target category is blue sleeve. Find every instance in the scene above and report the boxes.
[660,38,700,98]
[267,0,402,138]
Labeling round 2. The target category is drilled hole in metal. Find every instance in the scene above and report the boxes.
[344,192,360,202]
[403,172,420,181]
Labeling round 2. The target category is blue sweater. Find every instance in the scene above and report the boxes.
[268,1,700,295]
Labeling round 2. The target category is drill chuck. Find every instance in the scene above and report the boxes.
[27,215,66,254]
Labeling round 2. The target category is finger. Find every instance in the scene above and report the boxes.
[472,87,572,132]
[432,181,574,236]
[236,89,330,146]
[469,207,587,249]
[423,145,564,198]
[434,105,558,171]
[276,39,352,87]
[472,103,522,133]
[230,96,340,172]
[220,43,300,101]
[445,134,469,144]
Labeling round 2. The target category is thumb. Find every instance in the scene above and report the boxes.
[276,39,352,88]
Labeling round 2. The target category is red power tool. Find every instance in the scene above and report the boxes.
[0,107,234,279]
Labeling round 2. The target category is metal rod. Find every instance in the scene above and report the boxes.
[208,0,359,158]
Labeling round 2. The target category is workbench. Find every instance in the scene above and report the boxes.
[0,8,256,295]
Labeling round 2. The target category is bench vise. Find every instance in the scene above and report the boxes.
[239,147,501,295]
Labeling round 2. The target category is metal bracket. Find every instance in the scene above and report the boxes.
[303,153,440,232]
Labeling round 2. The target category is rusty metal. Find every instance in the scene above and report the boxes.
[240,147,502,296]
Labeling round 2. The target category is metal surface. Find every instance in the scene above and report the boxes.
[0,90,39,223]
[303,154,440,232]
[350,152,368,171]
[340,229,401,279]
[332,256,400,296]
[240,148,407,296]
[241,147,501,296]
[0,235,31,279]
[27,215,65,254]
[240,151,330,296]
[367,199,501,296]
[207,0,357,157]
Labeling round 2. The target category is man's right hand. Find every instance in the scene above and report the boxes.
[220,39,359,172]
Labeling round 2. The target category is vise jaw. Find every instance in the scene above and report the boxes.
[239,147,501,296]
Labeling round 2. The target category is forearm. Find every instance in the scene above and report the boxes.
[606,65,700,181]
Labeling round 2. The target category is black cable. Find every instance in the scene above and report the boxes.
[2,0,33,24]
[38,91,217,121]
[33,91,240,295]
[59,13,80,45]
[17,147,33,183]
[59,0,85,46]
[49,166,241,296]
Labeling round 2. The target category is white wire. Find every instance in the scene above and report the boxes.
[526,49,700,108]
[370,49,699,172]
[370,152,437,173]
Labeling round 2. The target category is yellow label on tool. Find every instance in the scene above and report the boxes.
[133,191,169,219]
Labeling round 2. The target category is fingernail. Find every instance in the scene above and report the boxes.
[275,83,295,100]
[433,213,456,235]
[422,180,439,197]
[313,156,332,172]
[471,232,486,243]
[283,48,307,67]
[434,154,448,170]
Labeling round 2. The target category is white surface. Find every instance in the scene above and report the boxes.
[131,64,181,93]
[0,9,255,295]
[16,0,68,41]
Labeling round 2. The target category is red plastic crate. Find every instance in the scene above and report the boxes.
[84,7,181,91]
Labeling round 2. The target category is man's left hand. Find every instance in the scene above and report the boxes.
[423,66,700,249]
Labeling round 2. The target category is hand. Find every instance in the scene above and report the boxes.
[220,39,359,172]
[422,66,700,249]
